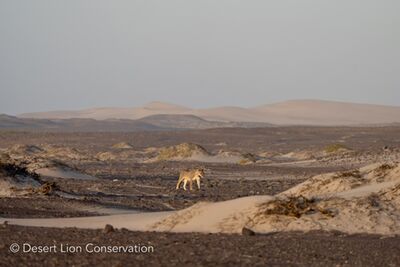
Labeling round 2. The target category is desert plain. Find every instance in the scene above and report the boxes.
[0,125,400,266]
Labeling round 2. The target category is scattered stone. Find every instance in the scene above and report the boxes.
[242,227,256,236]
[103,224,115,233]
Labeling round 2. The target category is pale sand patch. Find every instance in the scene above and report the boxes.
[0,212,172,231]
[266,159,317,167]
[188,153,243,163]
[151,196,272,233]
[0,196,270,233]
[337,181,398,199]
[35,167,96,180]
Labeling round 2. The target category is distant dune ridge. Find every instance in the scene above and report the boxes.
[0,113,272,131]
[0,114,166,131]
[18,100,400,126]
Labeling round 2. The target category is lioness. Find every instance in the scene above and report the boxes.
[176,168,205,191]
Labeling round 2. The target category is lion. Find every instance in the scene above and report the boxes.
[176,168,205,191]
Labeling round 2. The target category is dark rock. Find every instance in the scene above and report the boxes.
[1,221,8,228]
[242,227,256,236]
[103,224,115,233]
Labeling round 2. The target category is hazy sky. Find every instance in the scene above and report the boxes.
[0,1,399,114]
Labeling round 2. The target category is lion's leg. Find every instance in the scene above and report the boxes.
[183,179,188,191]
[176,177,183,190]
[189,180,193,191]
[196,178,201,189]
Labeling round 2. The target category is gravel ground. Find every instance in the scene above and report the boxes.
[1,225,399,267]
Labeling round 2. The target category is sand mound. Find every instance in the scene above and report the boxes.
[281,151,315,160]
[0,162,44,197]
[245,196,399,235]
[2,146,95,180]
[7,144,44,156]
[112,142,134,149]
[0,160,93,199]
[96,150,148,162]
[281,163,400,198]
[5,144,91,162]
[155,144,257,164]
[24,158,71,173]
[157,143,210,161]
[279,145,353,162]
[214,150,258,165]
[230,163,400,235]
[1,149,62,172]
[42,145,91,161]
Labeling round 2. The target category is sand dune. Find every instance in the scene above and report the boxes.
[19,99,400,125]
[253,100,400,125]
[19,102,191,120]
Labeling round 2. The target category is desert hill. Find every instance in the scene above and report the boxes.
[18,99,400,126]
[0,114,164,131]
[0,114,272,131]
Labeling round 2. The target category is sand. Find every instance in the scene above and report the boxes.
[0,212,172,230]
[35,167,96,180]
[0,196,269,233]
[176,153,247,164]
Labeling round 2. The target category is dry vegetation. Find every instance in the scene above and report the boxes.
[256,196,335,219]
[324,143,350,153]
[334,169,362,178]
[374,163,396,174]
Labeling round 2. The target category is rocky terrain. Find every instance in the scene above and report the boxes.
[2,226,399,267]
